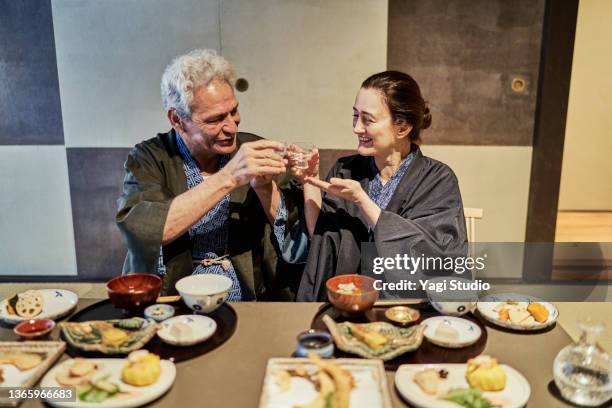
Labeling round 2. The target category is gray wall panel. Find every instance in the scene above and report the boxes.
[0,146,77,276]
[221,0,387,149]
[52,0,221,148]
[0,0,64,145]
[67,148,130,280]
[388,0,545,145]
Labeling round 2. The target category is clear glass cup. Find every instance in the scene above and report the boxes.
[285,141,314,171]
[553,319,612,406]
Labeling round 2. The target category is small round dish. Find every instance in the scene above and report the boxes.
[157,314,217,346]
[14,318,55,338]
[421,316,482,348]
[144,304,175,322]
[295,329,334,358]
[385,306,420,325]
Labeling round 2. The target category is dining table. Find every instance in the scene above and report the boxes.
[0,298,578,407]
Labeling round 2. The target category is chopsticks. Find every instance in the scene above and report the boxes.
[374,299,426,307]
[156,295,181,303]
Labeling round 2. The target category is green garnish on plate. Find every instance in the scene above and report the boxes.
[77,375,121,403]
[442,387,497,408]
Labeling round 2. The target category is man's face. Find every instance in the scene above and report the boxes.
[179,79,241,159]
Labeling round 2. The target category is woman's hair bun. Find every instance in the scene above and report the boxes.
[422,105,432,130]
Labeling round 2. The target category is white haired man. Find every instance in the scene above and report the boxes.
[116,49,303,300]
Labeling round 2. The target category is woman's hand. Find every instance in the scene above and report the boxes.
[306,177,381,227]
[306,177,367,203]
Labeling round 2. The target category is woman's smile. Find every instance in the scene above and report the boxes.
[358,135,373,146]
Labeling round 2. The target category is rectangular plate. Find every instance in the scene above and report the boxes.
[259,358,392,408]
[0,341,66,407]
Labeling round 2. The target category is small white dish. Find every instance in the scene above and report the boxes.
[477,293,558,331]
[144,304,175,322]
[176,274,232,314]
[395,363,531,408]
[0,289,78,325]
[421,316,482,348]
[157,314,217,346]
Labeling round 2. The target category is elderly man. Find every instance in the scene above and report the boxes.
[116,49,302,299]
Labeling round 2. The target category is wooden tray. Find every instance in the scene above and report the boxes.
[311,303,487,370]
[64,299,237,363]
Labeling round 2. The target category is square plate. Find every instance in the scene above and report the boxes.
[259,358,392,408]
[0,341,66,406]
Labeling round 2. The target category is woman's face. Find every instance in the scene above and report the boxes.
[353,87,401,157]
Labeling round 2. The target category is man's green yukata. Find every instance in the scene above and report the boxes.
[116,130,304,299]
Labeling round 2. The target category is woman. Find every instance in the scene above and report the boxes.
[293,71,467,301]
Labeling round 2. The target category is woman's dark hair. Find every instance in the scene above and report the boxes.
[361,70,431,142]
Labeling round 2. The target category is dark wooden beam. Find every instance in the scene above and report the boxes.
[524,0,580,280]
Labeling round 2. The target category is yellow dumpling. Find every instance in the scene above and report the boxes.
[121,351,161,386]
[466,355,507,391]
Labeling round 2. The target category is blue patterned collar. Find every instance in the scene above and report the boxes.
[370,149,415,185]
[175,132,229,171]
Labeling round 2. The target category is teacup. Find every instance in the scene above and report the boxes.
[425,276,478,316]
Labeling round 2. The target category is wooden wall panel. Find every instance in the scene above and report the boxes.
[388,0,545,146]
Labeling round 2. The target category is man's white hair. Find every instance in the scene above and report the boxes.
[161,49,236,119]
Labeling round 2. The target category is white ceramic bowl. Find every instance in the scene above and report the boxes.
[175,274,232,314]
[425,277,478,317]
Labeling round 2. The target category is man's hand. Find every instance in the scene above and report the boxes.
[250,174,276,189]
[221,140,286,188]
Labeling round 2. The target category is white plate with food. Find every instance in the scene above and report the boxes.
[395,356,531,408]
[40,351,176,408]
[259,355,392,408]
[477,293,558,330]
[1,289,78,324]
[421,316,482,348]
[157,314,216,346]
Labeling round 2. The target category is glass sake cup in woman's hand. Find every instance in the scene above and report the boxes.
[286,142,318,181]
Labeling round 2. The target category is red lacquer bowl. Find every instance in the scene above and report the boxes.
[106,273,162,313]
[14,319,56,338]
[326,274,379,315]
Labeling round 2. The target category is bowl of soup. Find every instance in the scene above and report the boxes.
[106,273,162,314]
[326,274,379,315]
